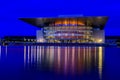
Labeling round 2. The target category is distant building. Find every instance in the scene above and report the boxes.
[3,36,36,42]
[20,16,108,43]
[105,36,120,45]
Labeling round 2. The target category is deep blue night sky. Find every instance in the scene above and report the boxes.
[0,0,120,37]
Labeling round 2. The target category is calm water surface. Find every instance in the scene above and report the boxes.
[0,45,120,80]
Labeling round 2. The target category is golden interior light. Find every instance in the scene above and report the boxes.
[55,19,85,25]
[98,39,103,43]
[38,39,44,42]
[78,21,85,25]
[63,19,68,25]
[72,21,76,25]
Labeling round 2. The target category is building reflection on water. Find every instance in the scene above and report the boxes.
[24,46,104,78]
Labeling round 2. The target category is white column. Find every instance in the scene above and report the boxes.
[36,28,45,42]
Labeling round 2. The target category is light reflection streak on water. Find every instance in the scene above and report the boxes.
[57,46,60,70]
[0,46,1,58]
[72,46,75,74]
[41,46,44,62]
[34,46,36,63]
[86,47,89,70]
[88,47,91,71]
[24,46,26,65]
[30,46,33,64]
[78,46,81,73]
[98,47,103,79]
[38,46,41,64]
[24,46,103,79]
[46,46,49,62]
[83,47,86,67]
[49,46,54,68]
[5,46,7,55]
[64,47,68,74]
[37,46,39,64]
[28,46,30,64]
[94,47,97,66]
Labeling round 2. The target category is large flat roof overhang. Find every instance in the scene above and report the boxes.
[19,16,108,29]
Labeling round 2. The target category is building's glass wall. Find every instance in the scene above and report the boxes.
[43,26,93,43]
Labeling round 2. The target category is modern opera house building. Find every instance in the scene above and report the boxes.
[20,16,108,43]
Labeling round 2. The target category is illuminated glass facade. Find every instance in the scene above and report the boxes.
[44,26,93,43]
